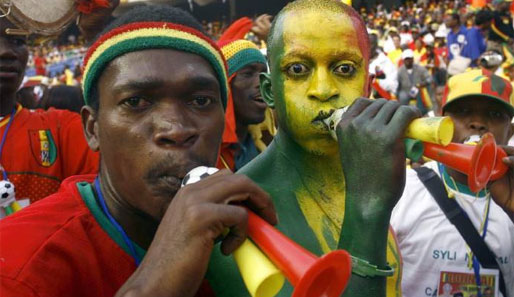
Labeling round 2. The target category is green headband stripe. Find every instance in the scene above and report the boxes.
[83,36,228,109]
[227,48,267,77]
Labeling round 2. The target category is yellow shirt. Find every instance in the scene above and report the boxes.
[64,69,74,86]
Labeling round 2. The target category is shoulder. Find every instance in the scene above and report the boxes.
[0,175,95,280]
[21,108,81,128]
[44,108,81,124]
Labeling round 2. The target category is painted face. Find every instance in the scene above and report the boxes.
[444,97,513,145]
[268,9,368,155]
[0,18,28,98]
[94,49,225,220]
[231,62,268,126]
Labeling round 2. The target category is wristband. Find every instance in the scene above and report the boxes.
[350,255,395,278]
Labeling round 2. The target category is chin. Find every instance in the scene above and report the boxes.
[297,136,339,156]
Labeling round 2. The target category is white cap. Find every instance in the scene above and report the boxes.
[401,21,410,26]
[435,29,446,38]
[423,33,435,45]
[402,49,414,60]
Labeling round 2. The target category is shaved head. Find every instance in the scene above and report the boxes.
[267,0,369,66]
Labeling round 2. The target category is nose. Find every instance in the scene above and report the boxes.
[467,114,488,134]
[307,68,339,102]
[0,38,17,60]
[152,106,199,148]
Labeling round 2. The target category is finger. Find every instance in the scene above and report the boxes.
[499,146,514,157]
[342,97,374,119]
[353,98,389,125]
[502,156,514,167]
[387,105,421,139]
[181,174,277,225]
[498,146,514,165]
[217,205,248,255]
[243,190,277,226]
[372,100,401,125]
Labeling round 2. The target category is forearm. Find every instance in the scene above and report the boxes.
[338,194,391,297]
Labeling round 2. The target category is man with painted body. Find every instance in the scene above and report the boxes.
[207,1,419,296]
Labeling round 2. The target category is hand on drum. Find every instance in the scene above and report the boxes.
[78,0,120,42]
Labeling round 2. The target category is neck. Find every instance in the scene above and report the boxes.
[452,25,460,33]
[274,130,344,188]
[97,170,158,250]
[445,165,470,188]
[236,120,249,143]
[1,95,17,117]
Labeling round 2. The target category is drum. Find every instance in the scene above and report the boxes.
[0,0,78,36]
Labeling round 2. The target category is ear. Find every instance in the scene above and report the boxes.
[81,105,100,152]
[260,72,275,109]
[365,74,373,98]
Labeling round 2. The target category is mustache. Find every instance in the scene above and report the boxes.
[312,109,336,122]
[144,154,211,184]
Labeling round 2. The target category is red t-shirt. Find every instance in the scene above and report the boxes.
[33,56,46,76]
[0,175,215,297]
[0,105,99,203]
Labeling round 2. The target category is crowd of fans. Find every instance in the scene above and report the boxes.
[1,0,513,296]
[16,0,514,118]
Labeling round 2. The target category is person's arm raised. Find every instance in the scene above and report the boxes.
[115,170,277,297]
[336,98,420,297]
[78,0,119,43]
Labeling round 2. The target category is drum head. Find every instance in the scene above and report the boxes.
[0,0,77,36]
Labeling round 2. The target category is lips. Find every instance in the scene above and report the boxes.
[462,134,482,144]
[251,94,267,109]
[0,66,20,79]
[312,109,336,123]
[145,159,207,196]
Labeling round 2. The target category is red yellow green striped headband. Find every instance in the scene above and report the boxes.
[220,40,267,77]
[82,22,229,108]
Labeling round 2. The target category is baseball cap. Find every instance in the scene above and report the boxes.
[442,69,514,115]
[402,49,414,60]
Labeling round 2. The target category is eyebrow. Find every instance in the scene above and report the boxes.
[111,75,220,95]
[282,49,363,63]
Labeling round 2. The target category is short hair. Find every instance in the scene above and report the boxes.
[267,0,369,65]
[40,85,85,113]
[475,9,493,26]
[88,4,207,110]
[450,13,460,23]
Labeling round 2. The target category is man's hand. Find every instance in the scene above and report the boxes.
[336,98,420,219]
[78,0,119,42]
[251,14,272,42]
[337,99,419,296]
[115,170,277,297]
[490,146,514,222]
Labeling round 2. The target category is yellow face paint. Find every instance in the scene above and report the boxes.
[276,9,368,155]
[274,10,401,295]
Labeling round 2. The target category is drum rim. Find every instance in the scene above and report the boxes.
[0,0,78,36]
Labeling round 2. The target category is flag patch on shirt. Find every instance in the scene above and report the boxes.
[29,129,57,167]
